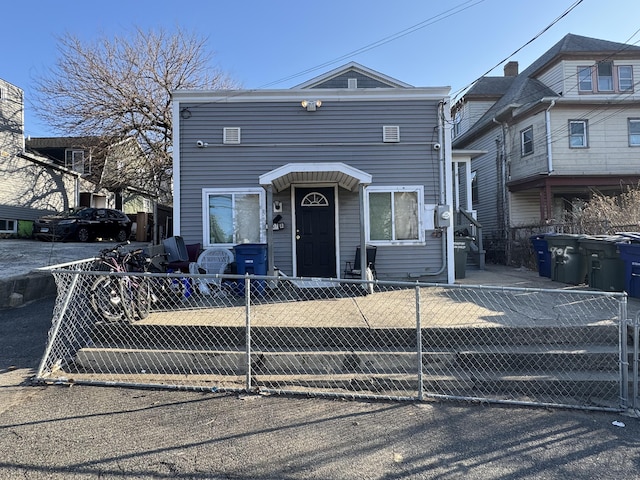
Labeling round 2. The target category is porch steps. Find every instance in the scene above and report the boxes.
[61,323,626,402]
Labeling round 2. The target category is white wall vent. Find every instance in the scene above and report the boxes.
[223,127,241,144]
[383,126,400,143]
[348,78,358,89]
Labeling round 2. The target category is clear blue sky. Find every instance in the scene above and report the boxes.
[2,0,639,138]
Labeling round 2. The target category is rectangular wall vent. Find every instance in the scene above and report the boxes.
[348,78,358,89]
[383,126,400,143]
[223,127,241,144]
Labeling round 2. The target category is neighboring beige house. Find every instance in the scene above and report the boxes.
[451,34,640,262]
[0,77,81,236]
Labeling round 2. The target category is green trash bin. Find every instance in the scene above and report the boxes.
[546,234,587,285]
[578,235,627,292]
[454,237,472,279]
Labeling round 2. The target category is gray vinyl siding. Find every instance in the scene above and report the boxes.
[464,130,503,237]
[309,72,395,89]
[178,98,445,280]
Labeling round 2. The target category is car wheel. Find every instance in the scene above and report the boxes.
[77,227,92,242]
[116,229,129,243]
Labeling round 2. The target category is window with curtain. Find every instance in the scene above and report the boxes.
[202,188,264,247]
[366,186,424,245]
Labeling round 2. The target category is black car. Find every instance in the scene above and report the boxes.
[33,207,132,243]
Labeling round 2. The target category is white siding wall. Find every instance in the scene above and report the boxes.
[536,63,564,94]
[509,191,541,226]
[549,106,640,175]
[507,111,549,180]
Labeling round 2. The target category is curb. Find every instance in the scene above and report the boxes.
[0,271,57,309]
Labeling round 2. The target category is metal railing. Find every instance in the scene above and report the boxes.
[36,259,637,412]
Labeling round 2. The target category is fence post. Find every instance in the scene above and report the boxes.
[619,295,629,409]
[416,284,423,401]
[36,272,80,378]
[245,274,252,391]
[634,311,639,411]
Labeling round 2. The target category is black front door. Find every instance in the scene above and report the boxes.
[295,187,336,278]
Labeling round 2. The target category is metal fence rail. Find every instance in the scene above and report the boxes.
[36,259,635,412]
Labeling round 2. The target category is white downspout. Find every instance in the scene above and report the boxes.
[545,100,556,173]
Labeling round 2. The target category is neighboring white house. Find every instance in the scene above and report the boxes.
[0,77,82,236]
[452,34,640,262]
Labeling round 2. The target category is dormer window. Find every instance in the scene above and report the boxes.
[618,66,634,91]
[597,61,614,91]
[577,63,633,93]
[65,149,90,175]
[578,67,593,92]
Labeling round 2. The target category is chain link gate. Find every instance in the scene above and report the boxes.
[36,259,634,412]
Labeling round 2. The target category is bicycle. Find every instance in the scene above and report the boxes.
[89,242,156,323]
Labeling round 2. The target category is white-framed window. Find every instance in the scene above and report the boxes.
[521,126,534,156]
[202,188,265,247]
[629,119,640,146]
[578,66,593,92]
[65,149,90,175]
[0,219,17,234]
[618,65,634,92]
[569,120,588,148]
[597,61,614,92]
[471,171,479,206]
[365,186,424,245]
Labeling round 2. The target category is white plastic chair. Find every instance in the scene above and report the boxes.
[194,248,234,295]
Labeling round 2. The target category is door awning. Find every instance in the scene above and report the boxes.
[259,162,372,193]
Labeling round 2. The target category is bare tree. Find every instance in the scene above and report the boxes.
[33,27,239,203]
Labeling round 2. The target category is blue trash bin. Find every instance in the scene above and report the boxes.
[530,234,553,278]
[617,242,640,298]
[233,243,268,295]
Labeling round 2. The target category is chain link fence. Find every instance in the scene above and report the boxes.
[36,258,636,412]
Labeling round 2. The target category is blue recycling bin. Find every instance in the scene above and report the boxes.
[530,234,553,278]
[233,243,268,295]
[617,242,640,298]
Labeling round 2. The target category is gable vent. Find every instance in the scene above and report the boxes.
[348,78,358,89]
[223,127,241,144]
[383,126,400,143]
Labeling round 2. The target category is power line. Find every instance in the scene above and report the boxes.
[256,0,485,89]
[451,0,585,101]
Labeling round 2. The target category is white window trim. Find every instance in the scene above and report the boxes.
[201,187,265,248]
[569,120,588,148]
[618,65,634,92]
[521,126,534,156]
[0,219,17,234]
[629,118,640,147]
[578,66,593,92]
[364,185,425,246]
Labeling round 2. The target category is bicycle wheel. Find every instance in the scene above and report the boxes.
[134,277,153,320]
[119,276,138,323]
[90,276,126,322]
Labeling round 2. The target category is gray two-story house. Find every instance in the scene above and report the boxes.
[172,63,456,282]
[452,34,640,262]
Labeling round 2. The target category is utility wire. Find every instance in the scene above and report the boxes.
[256,0,484,89]
[451,0,585,100]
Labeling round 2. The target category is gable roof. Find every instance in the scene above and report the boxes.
[293,61,413,89]
[453,33,640,146]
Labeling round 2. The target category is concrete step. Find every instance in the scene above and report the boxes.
[64,348,622,400]
[89,324,622,350]
[71,345,624,377]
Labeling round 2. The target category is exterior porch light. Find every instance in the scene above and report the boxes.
[301,100,322,111]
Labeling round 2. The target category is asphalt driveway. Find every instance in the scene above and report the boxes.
[2,298,640,479]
